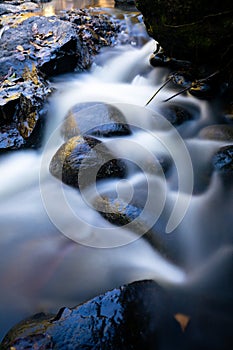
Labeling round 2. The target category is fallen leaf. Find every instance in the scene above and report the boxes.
[30,41,43,50]
[16,45,24,52]
[174,313,190,332]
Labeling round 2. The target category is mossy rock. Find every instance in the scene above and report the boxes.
[136,0,233,70]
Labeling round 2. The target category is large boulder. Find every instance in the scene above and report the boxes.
[0,15,79,77]
[135,0,233,74]
[1,279,232,349]
[0,6,122,150]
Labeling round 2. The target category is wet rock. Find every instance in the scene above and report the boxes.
[0,15,79,77]
[0,13,78,150]
[158,104,193,126]
[0,8,121,77]
[0,1,39,15]
[199,125,233,142]
[188,80,221,100]
[150,52,191,71]
[0,65,52,150]
[1,279,232,350]
[61,102,131,140]
[49,135,127,189]
[96,196,142,227]
[212,145,233,173]
[168,71,223,100]
[0,7,123,150]
[94,178,149,230]
[59,8,121,71]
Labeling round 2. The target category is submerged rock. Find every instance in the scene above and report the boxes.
[49,135,127,189]
[94,179,149,231]
[61,102,131,140]
[199,125,233,142]
[158,104,193,126]
[1,279,232,350]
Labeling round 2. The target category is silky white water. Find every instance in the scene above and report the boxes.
[0,13,232,340]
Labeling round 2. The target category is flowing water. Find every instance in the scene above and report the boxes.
[0,0,232,340]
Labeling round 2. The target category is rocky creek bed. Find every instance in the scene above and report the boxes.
[0,0,233,349]
[0,0,126,150]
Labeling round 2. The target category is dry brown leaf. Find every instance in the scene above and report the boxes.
[174,313,190,332]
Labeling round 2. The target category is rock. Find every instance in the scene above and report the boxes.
[49,135,127,189]
[212,145,233,173]
[61,102,131,140]
[0,281,159,350]
[94,179,150,231]
[96,196,143,227]
[1,279,232,350]
[59,8,121,71]
[0,14,78,149]
[0,7,123,150]
[158,104,193,126]
[199,125,233,141]
[135,0,233,71]
[0,9,121,77]
[0,16,79,77]
[0,65,52,150]
[0,1,39,15]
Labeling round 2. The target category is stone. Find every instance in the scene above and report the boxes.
[212,145,233,173]
[0,1,39,15]
[49,135,127,189]
[199,125,233,142]
[135,0,233,70]
[158,104,193,126]
[59,8,121,71]
[0,15,79,77]
[1,279,232,350]
[0,7,123,150]
[61,102,131,140]
[0,65,52,150]
[96,196,142,227]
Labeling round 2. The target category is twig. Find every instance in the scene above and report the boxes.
[163,85,191,102]
[145,76,173,106]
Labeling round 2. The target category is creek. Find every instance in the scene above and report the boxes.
[0,0,232,340]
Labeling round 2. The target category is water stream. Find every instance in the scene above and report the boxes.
[0,0,232,340]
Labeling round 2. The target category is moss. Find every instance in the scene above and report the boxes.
[136,0,233,67]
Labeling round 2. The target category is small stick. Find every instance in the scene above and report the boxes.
[145,76,173,106]
[163,85,191,102]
